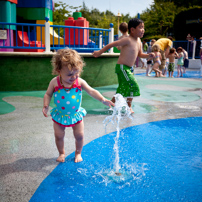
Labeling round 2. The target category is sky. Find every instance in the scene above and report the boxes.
[54,0,154,17]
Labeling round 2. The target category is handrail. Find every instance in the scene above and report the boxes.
[0,22,113,53]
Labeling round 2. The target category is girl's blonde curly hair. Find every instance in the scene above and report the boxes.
[51,49,85,75]
[152,44,160,52]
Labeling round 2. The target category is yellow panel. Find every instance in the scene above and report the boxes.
[36,20,64,45]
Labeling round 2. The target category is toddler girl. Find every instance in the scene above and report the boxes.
[177,47,184,77]
[42,49,114,163]
[151,44,164,77]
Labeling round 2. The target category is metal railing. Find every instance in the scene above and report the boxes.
[0,21,114,53]
[173,40,201,59]
[0,22,45,50]
[1,21,201,58]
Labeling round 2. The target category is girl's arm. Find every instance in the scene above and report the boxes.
[42,78,55,117]
[92,37,129,57]
[79,78,115,107]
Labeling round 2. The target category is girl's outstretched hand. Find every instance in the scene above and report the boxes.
[102,99,115,107]
[42,106,49,117]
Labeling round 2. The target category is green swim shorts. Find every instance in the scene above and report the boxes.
[115,64,140,97]
[168,63,175,72]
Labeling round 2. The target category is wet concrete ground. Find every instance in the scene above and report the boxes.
[0,68,202,202]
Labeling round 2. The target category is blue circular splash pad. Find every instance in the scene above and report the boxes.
[30,117,202,202]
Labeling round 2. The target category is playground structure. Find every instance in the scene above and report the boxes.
[0,0,201,58]
[0,0,104,52]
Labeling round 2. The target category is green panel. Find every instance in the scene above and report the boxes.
[0,56,118,91]
[82,57,118,87]
[17,7,53,21]
[0,1,16,30]
[113,47,120,53]
[73,12,82,20]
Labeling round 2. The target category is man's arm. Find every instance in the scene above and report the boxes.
[165,47,171,58]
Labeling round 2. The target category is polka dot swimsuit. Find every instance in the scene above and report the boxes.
[50,76,86,127]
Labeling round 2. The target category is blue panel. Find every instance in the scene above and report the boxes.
[17,0,53,10]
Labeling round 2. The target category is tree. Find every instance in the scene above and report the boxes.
[53,1,81,37]
[141,1,180,39]
[154,0,202,8]
[53,1,81,25]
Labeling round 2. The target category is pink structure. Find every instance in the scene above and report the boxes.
[0,29,14,52]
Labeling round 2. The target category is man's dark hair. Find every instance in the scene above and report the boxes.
[128,18,144,33]
[168,36,173,41]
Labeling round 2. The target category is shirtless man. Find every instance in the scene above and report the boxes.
[92,18,154,113]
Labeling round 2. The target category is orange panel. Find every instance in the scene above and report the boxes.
[74,17,89,46]
[6,0,18,4]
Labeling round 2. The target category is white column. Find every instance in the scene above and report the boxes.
[99,31,103,49]
[44,18,50,52]
[192,40,196,59]
[108,23,114,53]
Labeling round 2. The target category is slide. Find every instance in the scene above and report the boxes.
[14,30,45,52]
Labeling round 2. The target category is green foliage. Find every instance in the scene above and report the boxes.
[154,0,202,8]
[141,1,179,38]
[80,4,132,34]
[53,1,81,37]
[173,7,202,40]
[52,1,202,40]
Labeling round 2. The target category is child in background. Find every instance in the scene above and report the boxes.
[117,22,129,50]
[163,58,169,77]
[146,39,156,76]
[92,18,154,113]
[177,47,184,77]
[182,48,189,73]
[167,48,178,77]
[42,49,114,163]
[151,44,164,77]
[140,39,148,68]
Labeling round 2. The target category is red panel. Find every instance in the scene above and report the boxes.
[65,17,75,45]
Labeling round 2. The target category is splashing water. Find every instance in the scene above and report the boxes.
[103,94,133,176]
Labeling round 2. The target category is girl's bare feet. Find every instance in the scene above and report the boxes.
[56,154,65,163]
[75,153,83,163]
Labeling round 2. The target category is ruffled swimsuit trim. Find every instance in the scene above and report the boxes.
[54,76,82,92]
[50,76,87,127]
[52,119,82,127]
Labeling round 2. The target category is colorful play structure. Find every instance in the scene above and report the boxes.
[0,0,96,52]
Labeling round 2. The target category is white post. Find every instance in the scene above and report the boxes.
[45,17,50,52]
[108,23,114,53]
[99,32,102,49]
[192,40,196,59]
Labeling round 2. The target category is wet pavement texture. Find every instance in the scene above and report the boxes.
[0,68,202,202]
